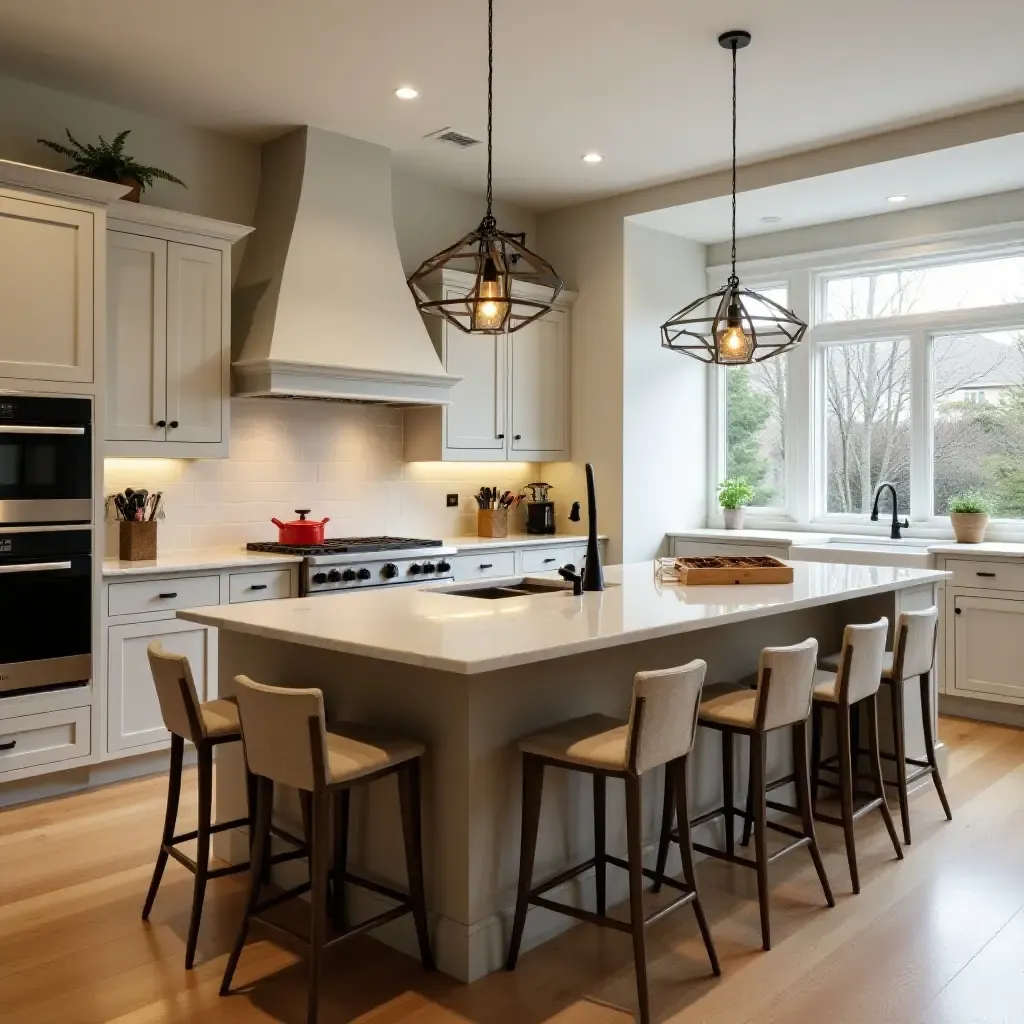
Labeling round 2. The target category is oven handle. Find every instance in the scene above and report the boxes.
[0,561,73,574]
[0,425,86,435]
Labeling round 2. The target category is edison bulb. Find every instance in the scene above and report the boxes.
[716,324,753,362]
[472,261,508,331]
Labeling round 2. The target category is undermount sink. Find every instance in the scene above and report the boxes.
[435,578,619,599]
[818,537,933,550]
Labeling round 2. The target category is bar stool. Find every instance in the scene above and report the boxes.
[221,675,434,1024]
[818,606,950,844]
[506,661,720,1024]
[142,642,257,970]
[807,618,903,893]
[665,638,834,952]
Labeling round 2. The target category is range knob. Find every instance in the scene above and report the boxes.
[342,569,357,582]
[327,569,342,583]
[409,563,422,574]
[437,560,451,573]
[423,562,436,573]
[381,563,399,579]
[357,568,372,580]
[312,572,328,584]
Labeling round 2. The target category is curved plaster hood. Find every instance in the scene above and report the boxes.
[232,126,459,404]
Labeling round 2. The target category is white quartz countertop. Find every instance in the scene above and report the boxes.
[103,547,303,577]
[442,533,599,551]
[177,560,947,676]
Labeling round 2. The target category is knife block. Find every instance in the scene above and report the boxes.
[477,509,508,538]
[119,520,157,561]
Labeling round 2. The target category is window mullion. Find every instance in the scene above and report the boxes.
[909,330,931,522]
[789,271,813,523]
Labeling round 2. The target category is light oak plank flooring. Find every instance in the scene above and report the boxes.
[0,716,1021,1023]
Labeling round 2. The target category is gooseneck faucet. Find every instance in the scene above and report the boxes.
[870,481,909,540]
[561,462,605,593]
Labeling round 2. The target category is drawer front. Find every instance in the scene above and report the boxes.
[108,574,221,617]
[522,545,577,573]
[946,559,1024,592]
[229,568,292,604]
[453,551,517,581]
[0,706,91,775]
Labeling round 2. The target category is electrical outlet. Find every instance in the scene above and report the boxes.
[446,493,459,507]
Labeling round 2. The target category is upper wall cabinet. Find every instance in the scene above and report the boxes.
[105,203,251,458]
[404,270,575,463]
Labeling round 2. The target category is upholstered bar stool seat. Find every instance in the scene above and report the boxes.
[697,684,758,727]
[199,698,242,737]
[517,713,629,769]
[325,722,425,782]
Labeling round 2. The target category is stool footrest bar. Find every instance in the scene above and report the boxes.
[530,895,632,934]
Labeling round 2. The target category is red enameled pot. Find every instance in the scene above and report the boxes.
[271,509,330,546]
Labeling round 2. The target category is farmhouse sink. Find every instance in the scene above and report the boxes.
[790,537,934,569]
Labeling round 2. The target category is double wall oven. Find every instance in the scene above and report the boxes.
[0,396,93,697]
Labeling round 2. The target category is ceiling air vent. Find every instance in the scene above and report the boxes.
[424,127,482,149]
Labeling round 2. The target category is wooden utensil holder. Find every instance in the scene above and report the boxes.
[119,520,157,561]
[477,509,508,539]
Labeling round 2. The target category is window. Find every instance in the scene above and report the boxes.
[933,330,1024,516]
[824,339,911,515]
[723,286,788,508]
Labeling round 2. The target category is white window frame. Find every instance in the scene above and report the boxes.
[706,220,1024,539]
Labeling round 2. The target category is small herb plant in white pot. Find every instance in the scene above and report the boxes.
[948,491,993,544]
[718,478,755,530]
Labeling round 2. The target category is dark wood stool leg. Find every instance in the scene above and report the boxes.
[794,720,834,908]
[331,787,350,931]
[652,769,673,894]
[624,774,651,1024]
[594,774,607,913]
[741,733,754,848]
[307,789,330,1024]
[890,677,912,844]
[850,698,862,781]
[868,693,903,860]
[810,703,823,809]
[722,729,735,857]
[674,757,720,976]
[920,671,953,822]
[221,775,272,996]
[751,732,771,950]
[836,703,860,894]
[506,754,544,970]
[245,764,259,854]
[397,759,435,970]
[185,741,213,970]
[142,733,183,921]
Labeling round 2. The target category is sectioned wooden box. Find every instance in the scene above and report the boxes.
[673,555,794,586]
[118,520,157,561]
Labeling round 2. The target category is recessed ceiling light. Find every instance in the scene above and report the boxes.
[760,215,782,224]
[395,86,419,100]
[887,194,908,204]
[582,152,603,163]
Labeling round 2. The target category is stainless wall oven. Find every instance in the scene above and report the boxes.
[0,395,92,525]
[0,526,92,696]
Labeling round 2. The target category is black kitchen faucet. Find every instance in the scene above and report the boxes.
[871,482,909,540]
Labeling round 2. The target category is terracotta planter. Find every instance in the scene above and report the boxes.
[117,175,142,202]
[723,507,746,530]
[950,512,988,544]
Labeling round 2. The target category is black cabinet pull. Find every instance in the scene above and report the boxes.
[0,740,15,752]
[168,420,179,429]
[480,563,493,569]
[158,592,178,599]
[543,557,557,563]
[156,420,166,428]
[249,584,268,591]
[976,571,997,577]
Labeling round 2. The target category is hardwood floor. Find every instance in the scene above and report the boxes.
[1,715,1022,1023]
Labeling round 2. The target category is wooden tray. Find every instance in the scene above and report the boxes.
[671,555,793,586]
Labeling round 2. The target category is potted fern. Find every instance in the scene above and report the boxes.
[37,130,186,202]
[718,478,755,530]
[948,490,993,544]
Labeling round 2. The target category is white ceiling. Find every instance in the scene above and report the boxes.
[634,134,1024,244]
[0,0,1022,210]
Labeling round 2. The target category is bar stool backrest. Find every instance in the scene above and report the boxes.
[233,675,330,792]
[894,607,938,680]
[755,638,819,731]
[625,659,706,775]
[837,617,889,704]
[147,641,204,743]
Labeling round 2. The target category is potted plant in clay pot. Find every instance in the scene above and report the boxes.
[947,490,993,544]
[37,130,186,202]
[718,478,755,530]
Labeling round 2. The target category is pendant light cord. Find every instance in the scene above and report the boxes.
[729,38,739,287]
[483,0,496,231]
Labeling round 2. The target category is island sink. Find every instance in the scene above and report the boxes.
[434,578,577,599]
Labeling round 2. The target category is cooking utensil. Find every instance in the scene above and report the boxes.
[271,509,331,546]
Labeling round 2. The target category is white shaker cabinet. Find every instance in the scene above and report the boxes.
[444,322,508,453]
[509,308,570,457]
[948,592,1024,704]
[105,203,251,458]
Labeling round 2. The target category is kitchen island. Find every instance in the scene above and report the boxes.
[179,560,947,981]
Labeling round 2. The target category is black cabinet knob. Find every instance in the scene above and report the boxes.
[409,564,422,574]
[381,563,399,579]
[437,560,451,572]
[156,420,166,428]
[357,568,371,580]
[342,569,357,582]
[497,433,505,439]
[955,607,962,615]
[327,569,342,583]
[514,433,522,440]
[168,420,179,429]
[312,572,328,584]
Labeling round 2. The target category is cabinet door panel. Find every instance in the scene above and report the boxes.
[510,309,568,456]
[952,594,1024,703]
[444,315,507,451]
[0,197,94,382]
[166,242,224,444]
[106,233,167,441]
[107,617,215,753]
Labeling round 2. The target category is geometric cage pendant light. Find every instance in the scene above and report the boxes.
[660,30,808,364]
[407,0,563,334]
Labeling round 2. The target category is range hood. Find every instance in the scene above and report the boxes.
[232,127,459,404]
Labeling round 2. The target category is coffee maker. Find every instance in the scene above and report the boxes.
[523,482,555,534]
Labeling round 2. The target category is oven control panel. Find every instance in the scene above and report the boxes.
[304,550,456,595]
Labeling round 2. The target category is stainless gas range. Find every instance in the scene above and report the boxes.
[247,536,457,596]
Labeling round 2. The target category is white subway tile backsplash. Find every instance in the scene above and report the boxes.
[104,398,542,552]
